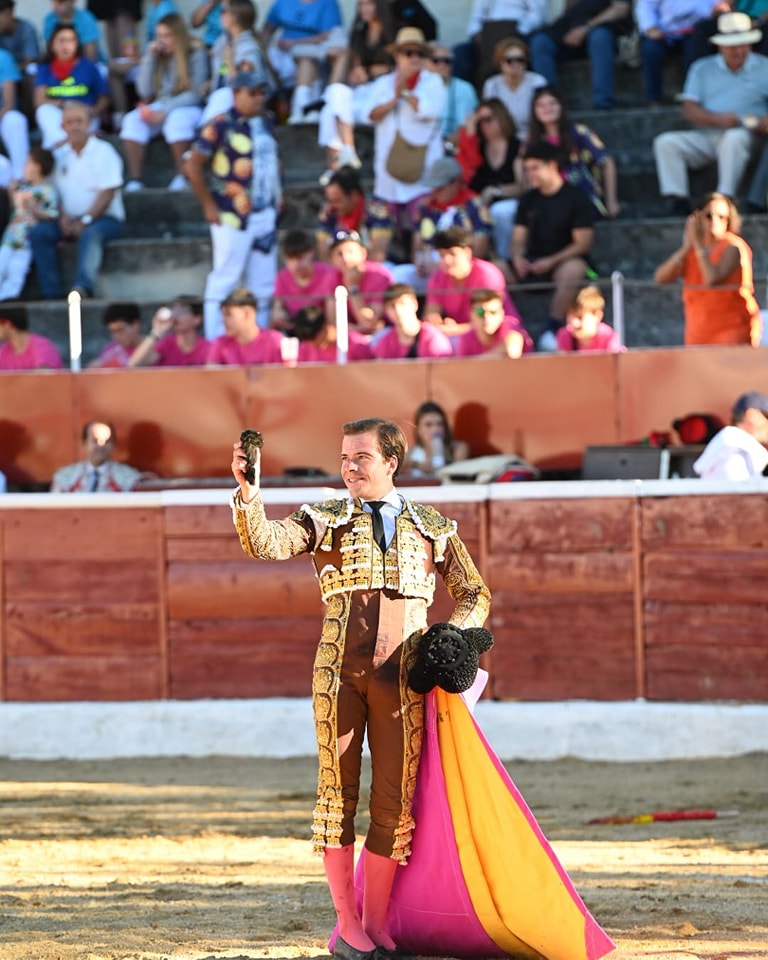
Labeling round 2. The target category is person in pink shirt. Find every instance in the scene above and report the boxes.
[88,302,144,368]
[556,285,623,354]
[372,283,454,360]
[423,225,518,337]
[0,304,63,370]
[270,228,338,333]
[330,230,393,334]
[288,303,374,363]
[208,288,285,365]
[456,288,533,358]
[127,296,211,367]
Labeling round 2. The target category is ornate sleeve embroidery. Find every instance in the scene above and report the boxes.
[437,533,491,629]
[232,491,314,560]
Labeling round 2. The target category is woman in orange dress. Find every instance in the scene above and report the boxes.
[654,191,761,346]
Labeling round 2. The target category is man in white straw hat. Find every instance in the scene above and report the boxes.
[653,11,768,215]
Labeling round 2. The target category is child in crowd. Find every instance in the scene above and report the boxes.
[127,295,211,366]
[88,301,144,367]
[0,146,58,301]
[557,285,623,353]
[270,228,337,332]
[455,288,532,358]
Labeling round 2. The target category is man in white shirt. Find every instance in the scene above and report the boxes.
[694,391,768,480]
[50,420,142,493]
[28,101,125,299]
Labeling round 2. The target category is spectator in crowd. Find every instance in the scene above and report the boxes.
[35,23,109,149]
[636,0,713,105]
[262,0,344,124]
[207,287,285,364]
[556,284,623,352]
[127,295,211,366]
[456,98,524,262]
[29,102,125,300]
[185,69,281,338]
[88,301,144,367]
[316,46,394,185]
[653,12,768,215]
[289,303,374,361]
[0,0,40,122]
[392,155,493,290]
[426,42,477,143]
[106,1,180,133]
[315,164,394,263]
[328,0,395,88]
[190,0,224,48]
[510,140,596,351]
[424,224,518,337]
[453,0,548,87]
[403,399,470,476]
[529,0,632,110]
[0,303,63,370]
[366,27,446,236]
[654,191,761,345]
[330,229,393,333]
[526,86,619,218]
[370,281,454,357]
[50,420,142,492]
[121,13,207,192]
[200,0,270,123]
[270,228,337,333]
[455,287,533,357]
[480,37,546,140]
[0,147,58,301]
[693,390,768,479]
[43,0,103,64]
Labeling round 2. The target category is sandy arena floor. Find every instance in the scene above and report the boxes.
[0,753,766,960]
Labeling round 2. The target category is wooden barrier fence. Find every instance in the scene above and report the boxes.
[1,483,766,703]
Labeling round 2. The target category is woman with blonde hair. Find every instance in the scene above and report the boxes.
[654,191,761,347]
[481,37,546,141]
[121,12,208,191]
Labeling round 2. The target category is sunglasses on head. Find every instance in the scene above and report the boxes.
[431,55,453,64]
[504,55,526,64]
[400,47,423,57]
[333,229,362,243]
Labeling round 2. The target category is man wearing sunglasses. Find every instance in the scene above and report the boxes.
[186,69,280,339]
[425,43,477,143]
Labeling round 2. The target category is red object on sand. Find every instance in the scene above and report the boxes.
[588,809,738,825]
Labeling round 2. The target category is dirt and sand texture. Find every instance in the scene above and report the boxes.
[0,752,766,960]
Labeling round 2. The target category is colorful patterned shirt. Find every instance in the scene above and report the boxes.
[193,107,280,230]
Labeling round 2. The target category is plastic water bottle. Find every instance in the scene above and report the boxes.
[431,433,446,470]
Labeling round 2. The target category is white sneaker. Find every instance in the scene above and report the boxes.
[318,168,334,187]
[337,144,361,169]
[168,173,189,191]
[124,179,144,192]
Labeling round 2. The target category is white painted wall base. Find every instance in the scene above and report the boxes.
[1,699,767,762]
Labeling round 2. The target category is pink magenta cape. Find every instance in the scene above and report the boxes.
[333,672,616,959]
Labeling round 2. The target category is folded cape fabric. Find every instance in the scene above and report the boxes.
[334,673,616,959]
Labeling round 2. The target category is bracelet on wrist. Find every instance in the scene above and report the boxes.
[148,331,160,341]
